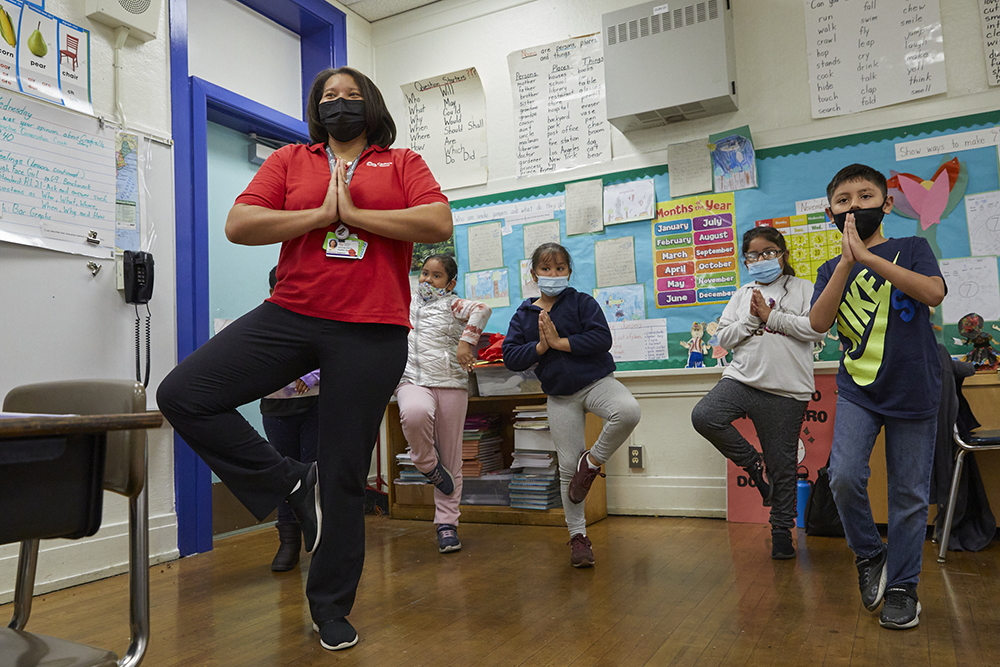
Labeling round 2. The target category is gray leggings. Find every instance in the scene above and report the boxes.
[548,374,641,536]
[691,378,807,532]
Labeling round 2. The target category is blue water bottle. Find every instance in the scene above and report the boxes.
[796,466,811,528]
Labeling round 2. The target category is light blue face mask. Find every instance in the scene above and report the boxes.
[746,258,783,285]
[536,275,569,297]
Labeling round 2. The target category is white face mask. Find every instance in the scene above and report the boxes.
[536,275,569,297]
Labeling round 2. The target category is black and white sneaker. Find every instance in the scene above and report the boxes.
[879,586,921,629]
[312,618,359,650]
[287,462,322,553]
[743,454,772,506]
[856,545,888,611]
[423,461,456,495]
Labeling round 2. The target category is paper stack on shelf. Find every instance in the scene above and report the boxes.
[510,406,561,510]
[394,448,429,485]
[461,413,504,477]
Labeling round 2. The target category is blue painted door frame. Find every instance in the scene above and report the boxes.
[169,0,347,556]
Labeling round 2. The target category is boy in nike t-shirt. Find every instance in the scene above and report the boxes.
[809,164,946,631]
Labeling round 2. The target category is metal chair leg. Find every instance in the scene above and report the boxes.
[8,539,39,631]
[937,449,967,563]
[120,442,150,667]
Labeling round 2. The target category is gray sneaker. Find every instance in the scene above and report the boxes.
[879,586,921,629]
[856,546,888,611]
[423,461,455,495]
[436,524,461,553]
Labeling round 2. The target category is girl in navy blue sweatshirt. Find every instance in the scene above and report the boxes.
[503,243,641,568]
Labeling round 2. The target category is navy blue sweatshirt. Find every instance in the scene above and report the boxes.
[502,287,616,396]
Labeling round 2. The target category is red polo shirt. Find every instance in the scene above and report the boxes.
[235,143,448,328]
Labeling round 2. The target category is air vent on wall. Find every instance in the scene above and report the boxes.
[602,0,737,132]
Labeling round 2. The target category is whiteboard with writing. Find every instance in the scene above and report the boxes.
[508,34,611,178]
[804,0,946,118]
[401,68,487,191]
[0,90,115,258]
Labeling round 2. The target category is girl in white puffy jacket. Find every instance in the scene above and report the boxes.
[396,254,491,553]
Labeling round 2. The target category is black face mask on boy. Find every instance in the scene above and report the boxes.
[832,205,886,241]
[318,98,367,143]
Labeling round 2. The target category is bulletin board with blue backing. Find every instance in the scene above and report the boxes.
[443,109,1000,372]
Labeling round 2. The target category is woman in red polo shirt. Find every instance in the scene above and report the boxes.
[157,67,452,652]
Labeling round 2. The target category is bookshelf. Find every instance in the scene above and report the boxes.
[385,393,607,526]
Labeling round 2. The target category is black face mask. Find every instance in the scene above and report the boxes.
[318,98,367,143]
[832,205,885,240]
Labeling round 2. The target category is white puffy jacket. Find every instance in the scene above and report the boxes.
[400,290,492,389]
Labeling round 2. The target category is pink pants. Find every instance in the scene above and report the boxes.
[396,384,468,526]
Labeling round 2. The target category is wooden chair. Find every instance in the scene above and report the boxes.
[936,425,1000,563]
[1,380,152,667]
[60,35,79,72]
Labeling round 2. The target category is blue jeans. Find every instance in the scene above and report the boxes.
[828,395,937,588]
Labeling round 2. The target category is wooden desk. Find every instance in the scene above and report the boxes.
[869,373,1000,525]
[386,394,607,527]
[0,412,162,438]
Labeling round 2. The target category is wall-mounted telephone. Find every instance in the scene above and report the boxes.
[123,250,154,304]
[123,250,153,387]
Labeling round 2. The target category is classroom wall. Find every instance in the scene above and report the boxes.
[368,0,1000,517]
[0,0,178,599]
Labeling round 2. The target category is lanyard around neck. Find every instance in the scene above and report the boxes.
[324,145,368,185]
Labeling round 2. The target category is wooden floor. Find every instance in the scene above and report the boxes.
[3,516,999,666]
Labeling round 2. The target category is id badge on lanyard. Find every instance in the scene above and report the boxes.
[323,146,368,260]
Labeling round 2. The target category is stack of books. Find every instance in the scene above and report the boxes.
[509,406,561,510]
[394,448,429,485]
[461,414,504,477]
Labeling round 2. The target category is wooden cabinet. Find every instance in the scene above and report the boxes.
[385,393,607,526]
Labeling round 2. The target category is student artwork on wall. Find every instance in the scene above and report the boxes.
[464,268,509,308]
[804,0,947,118]
[603,179,655,225]
[447,109,1000,370]
[507,34,611,178]
[400,67,487,190]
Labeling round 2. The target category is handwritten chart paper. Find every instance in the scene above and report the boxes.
[467,221,503,271]
[939,256,1000,322]
[668,139,713,198]
[401,68,487,190]
[0,90,114,258]
[522,219,560,257]
[604,179,656,225]
[653,193,739,308]
[595,236,636,288]
[978,0,1000,86]
[608,319,668,363]
[804,0,946,118]
[965,190,1000,256]
[519,259,540,299]
[508,34,611,178]
[565,178,604,236]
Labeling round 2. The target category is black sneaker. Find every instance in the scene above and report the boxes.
[312,618,358,650]
[423,461,455,495]
[856,545,888,611]
[771,528,796,560]
[743,455,772,506]
[287,462,321,553]
[436,524,461,553]
[879,586,921,630]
